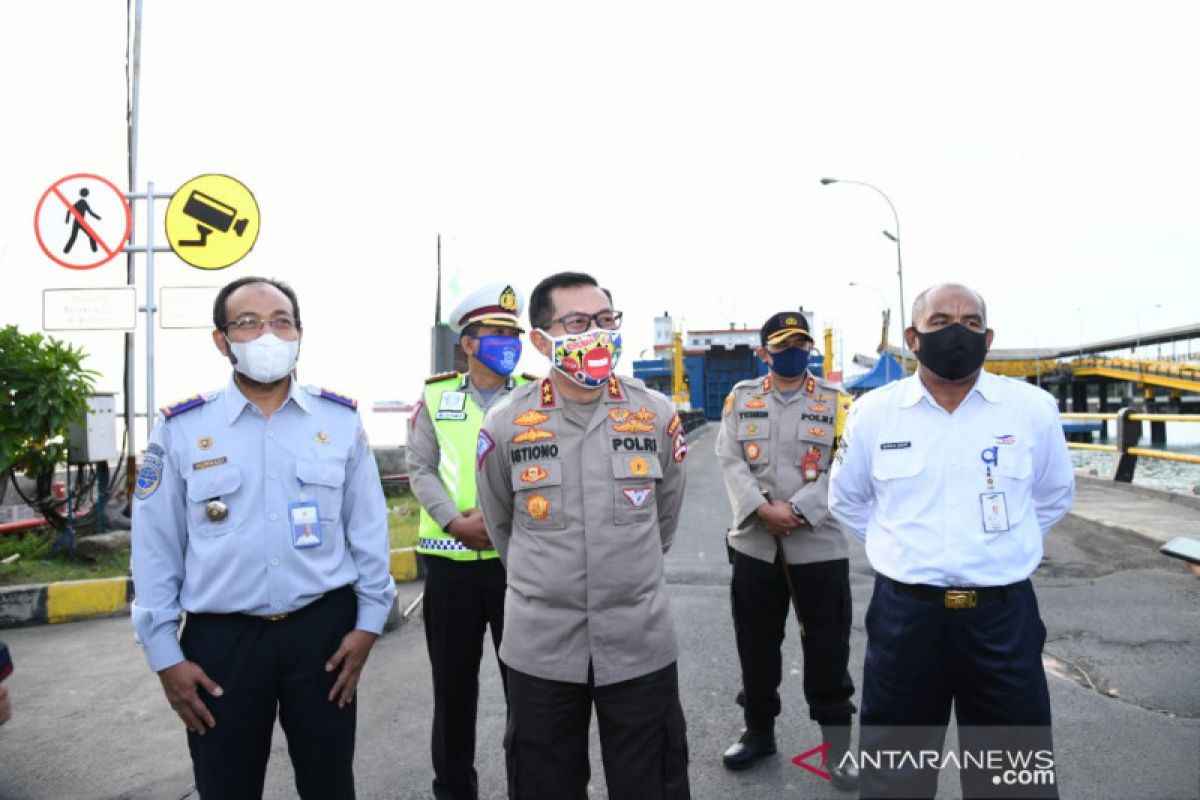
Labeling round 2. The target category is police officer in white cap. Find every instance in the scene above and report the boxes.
[406,281,533,800]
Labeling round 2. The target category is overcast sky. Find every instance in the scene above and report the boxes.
[1,1,1197,447]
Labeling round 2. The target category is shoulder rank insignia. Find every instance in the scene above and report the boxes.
[319,388,358,410]
[606,375,624,401]
[161,394,207,419]
[540,377,556,408]
[762,376,773,392]
[425,371,459,385]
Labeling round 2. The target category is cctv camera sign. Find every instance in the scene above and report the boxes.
[165,174,260,270]
[34,173,132,270]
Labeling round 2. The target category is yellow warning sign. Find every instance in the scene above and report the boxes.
[165,174,260,270]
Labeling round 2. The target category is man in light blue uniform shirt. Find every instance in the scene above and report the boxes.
[132,276,395,799]
[830,283,1073,799]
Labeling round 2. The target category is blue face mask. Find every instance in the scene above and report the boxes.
[473,335,522,376]
[768,346,810,378]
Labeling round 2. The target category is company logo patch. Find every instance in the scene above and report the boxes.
[526,493,550,520]
[520,465,549,484]
[622,487,654,508]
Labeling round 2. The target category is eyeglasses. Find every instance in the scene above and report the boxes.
[542,311,623,334]
[224,316,298,338]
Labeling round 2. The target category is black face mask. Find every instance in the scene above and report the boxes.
[914,323,988,381]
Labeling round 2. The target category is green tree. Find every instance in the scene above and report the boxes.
[0,324,98,487]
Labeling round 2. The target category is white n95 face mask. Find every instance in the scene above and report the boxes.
[227,333,300,384]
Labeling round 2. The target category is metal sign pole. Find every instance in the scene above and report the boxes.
[125,182,174,439]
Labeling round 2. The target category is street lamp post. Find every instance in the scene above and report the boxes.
[821,177,907,372]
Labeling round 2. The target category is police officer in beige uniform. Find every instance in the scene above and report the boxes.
[406,282,532,800]
[715,310,858,790]
[476,271,691,800]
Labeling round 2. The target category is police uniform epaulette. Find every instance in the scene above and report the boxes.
[425,371,459,385]
[161,394,207,419]
[318,388,358,410]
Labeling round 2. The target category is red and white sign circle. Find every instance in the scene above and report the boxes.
[34,173,132,270]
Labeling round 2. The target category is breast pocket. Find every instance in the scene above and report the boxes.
[737,418,771,467]
[511,461,566,531]
[295,460,346,523]
[184,464,243,537]
[610,453,664,525]
[871,448,924,482]
[797,426,834,472]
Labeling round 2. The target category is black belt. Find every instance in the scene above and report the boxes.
[887,577,1026,609]
[190,585,352,623]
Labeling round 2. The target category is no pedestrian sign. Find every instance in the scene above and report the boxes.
[165,174,260,270]
[34,174,132,270]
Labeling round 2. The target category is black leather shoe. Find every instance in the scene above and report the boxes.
[722,729,777,770]
[828,758,860,791]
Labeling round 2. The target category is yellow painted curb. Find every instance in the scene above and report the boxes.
[46,577,129,624]
[390,547,420,583]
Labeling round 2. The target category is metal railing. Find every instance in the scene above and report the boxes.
[1061,410,1200,481]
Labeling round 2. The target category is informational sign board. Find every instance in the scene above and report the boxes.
[33,174,132,270]
[159,286,221,329]
[42,287,137,331]
[164,174,260,270]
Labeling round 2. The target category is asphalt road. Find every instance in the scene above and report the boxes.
[1,425,1198,799]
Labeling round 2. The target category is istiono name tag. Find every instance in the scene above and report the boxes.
[289,501,323,549]
[980,492,1010,533]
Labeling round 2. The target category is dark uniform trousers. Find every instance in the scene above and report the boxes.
[504,662,690,800]
[731,551,856,731]
[859,575,1057,800]
[181,584,358,800]
[422,555,507,800]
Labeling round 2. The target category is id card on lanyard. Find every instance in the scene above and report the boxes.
[980,445,1010,533]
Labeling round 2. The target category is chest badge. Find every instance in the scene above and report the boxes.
[197,436,212,451]
[745,398,766,410]
[745,442,762,461]
[205,499,229,522]
[622,487,653,508]
[520,465,549,484]
[315,430,330,444]
[802,447,821,482]
[526,494,550,520]
[629,456,650,476]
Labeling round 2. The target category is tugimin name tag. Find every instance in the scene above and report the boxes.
[980,492,1010,533]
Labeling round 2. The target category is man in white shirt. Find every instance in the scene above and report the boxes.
[829,283,1074,798]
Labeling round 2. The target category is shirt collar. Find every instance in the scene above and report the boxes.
[223,375,309,424]
[901,368,999,409]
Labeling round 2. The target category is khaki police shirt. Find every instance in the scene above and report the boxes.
[476,374,689,686]
[715,372,850,565]
[406,373,521,531]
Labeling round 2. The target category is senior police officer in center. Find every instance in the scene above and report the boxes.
[476,271,691,799]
